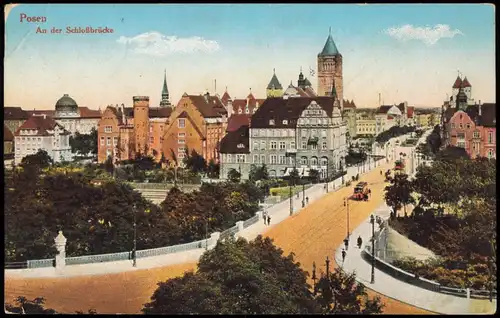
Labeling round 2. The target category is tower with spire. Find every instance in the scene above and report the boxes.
[317,27,343,108]
[160,69,171,108]
[266,68,283,97]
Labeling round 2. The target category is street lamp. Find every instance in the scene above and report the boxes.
[132,204,137,267]
[312,261,317,294]
[344,198,350,239]
[370,214,375,284]
[286,151,297,216]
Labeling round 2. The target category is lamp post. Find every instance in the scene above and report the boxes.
[325,256,331,277]
[370,214,375,284]
[312,261,317,294]
[132,204,137,267]
[325,162,329,193]
[344,198,350,239]
[286,151,297,216]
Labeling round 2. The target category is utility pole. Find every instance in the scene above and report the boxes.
[370,214,375,284]
[312,261,317,294]
[325,256,330,277]
[325,163,329,193]
[205,217,209,251]
[132,205,137,267]
[344,198,350,239]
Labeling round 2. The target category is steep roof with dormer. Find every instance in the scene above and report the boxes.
[461,77,471,88]
[452,76,463,89]
[14,116,70,136]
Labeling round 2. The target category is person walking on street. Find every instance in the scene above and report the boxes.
[341,248,346,263]
[263,211,267,224]
[343,238,349,251]
[267,215,271,226]
[306,196,309,204]
[357,236,363,249]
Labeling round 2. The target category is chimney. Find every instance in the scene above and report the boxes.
[42,114,47,119]
[479,103,482,116]
[204,91,210,102]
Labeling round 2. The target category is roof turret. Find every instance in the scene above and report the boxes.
[267,69,283,90]
[452,76,462,89]
[461,76,471,88]
[318,28,340,56]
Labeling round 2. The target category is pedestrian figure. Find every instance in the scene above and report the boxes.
[296,192,300,199]
[267,215,271,226]
[306,196,309,204]
[344,238,349,250]
[341,249,346,263]
[357,236,363,249]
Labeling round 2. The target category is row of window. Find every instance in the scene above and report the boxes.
[17,137,42,142]
[100,136,119,146]
[252,140,329,151]
[454,131,493,142]
[252,128,331,138]
[225,154,331,165]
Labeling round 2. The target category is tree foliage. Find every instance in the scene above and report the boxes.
[375,125,416,144]
[69,127,98,157]
[184,148,207,174]
[227,168,241,183]
[248,164,269,182]
[143,236,383,314]
[384,172,415,217]
[435,146,470,162]
[5,296,97,314]
[20,149,53,169]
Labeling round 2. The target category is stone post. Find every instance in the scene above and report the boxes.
[256,211,262,220]
[54,231,67,270]
[466,288,470,299]
[208,232,220,250]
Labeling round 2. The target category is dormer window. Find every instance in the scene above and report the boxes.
[269,119,275,126]
[282,119,288,125]
[237,143,245,149]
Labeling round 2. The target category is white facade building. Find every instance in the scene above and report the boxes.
[53,94,101,135]
[14,115,72,164]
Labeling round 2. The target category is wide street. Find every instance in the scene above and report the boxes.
[4,160,430,314]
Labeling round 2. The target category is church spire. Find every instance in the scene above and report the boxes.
[160,69,171,108]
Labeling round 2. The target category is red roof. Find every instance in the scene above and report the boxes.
[226,114,251,132]
[26,110,55,118]
[452,76,463,89]
[461,77,471,88]
[246,93,255,100]
[221,91,231,106]
[4,107,28,120]
[78,106,101,118]
[232,98,265,114]
[4,124,14,141]
[14,115,69,136]
[407,106,414,118]
[343,99,357,108]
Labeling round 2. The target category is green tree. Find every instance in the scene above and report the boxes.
[20,149,53,169]
[384,173,415,218]
[435,146,470,162]
[143,236,320,314]
[69,127,98,158]
[5,296,97,314]
[249,164,270,182]
[227,168,241,183]
[309,169,320,183]
[184,149,207,174]
[314,267,384,314]
[206,159,220,178]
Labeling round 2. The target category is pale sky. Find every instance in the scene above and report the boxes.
[4,4,496,110]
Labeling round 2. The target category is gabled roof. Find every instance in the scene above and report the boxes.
[4,124,14,141]
[479,103,495,127]
[219,125,250,154]
[452,76,463,89]
[226,114,251,132]
[250,97,337,129]
[4,107,28,120]
[105,106,124,125]
[267,72,283,90]
[304,77,312,87]
[343,99,357,109]
[122,106,176,119]
[232,98,265,114]
[247,92,256,100]
[186,95,228,118]
[14,115,69,136]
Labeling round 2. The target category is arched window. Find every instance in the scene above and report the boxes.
[321,157,328,166]
[301,156,308,165]
[310,156,318,166]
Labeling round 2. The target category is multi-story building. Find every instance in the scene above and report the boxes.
[450,75,474,105]
[220,96,347,180]
[374,102,415,135]
[162,91,227,163]
[342,99,357,140]
[283,69,317,98]
[4,124,14,156]
[14,115,72,164]
[52,94,101,135]
[4,107,29,137]
[355,112,376,136]
[442,86,495,159]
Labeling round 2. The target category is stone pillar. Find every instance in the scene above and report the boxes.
[256,211,262,220]
[54,231,67,270]
[208,232,220,250]
[236,221,244,232]
[466,288,470,299]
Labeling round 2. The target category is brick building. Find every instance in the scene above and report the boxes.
[162,91,227,163]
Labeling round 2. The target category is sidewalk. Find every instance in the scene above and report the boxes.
[334,202,497,314]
